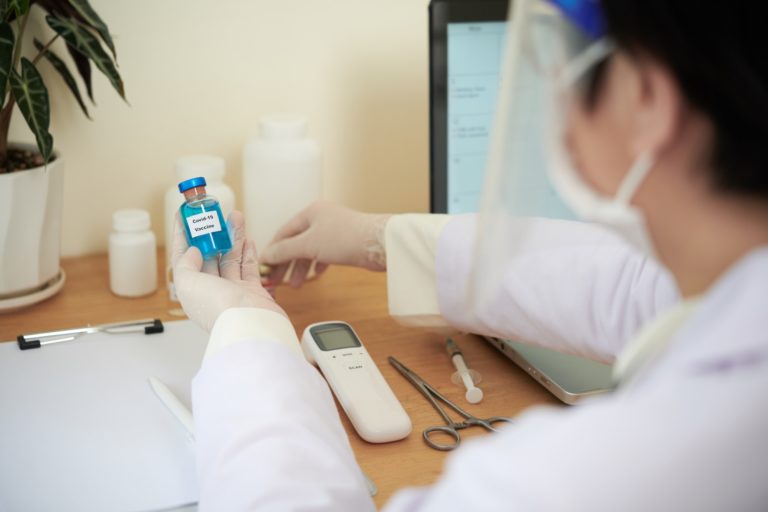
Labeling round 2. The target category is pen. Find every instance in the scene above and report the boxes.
[17,318,164,350]
[148,377,195,442]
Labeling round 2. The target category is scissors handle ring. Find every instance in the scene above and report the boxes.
[423,425,461,451]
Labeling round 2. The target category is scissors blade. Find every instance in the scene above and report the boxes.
[389,356,461,405]
[389,356,463,426]
[388,356,448,400]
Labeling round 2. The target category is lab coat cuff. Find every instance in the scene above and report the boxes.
[385,213,452,328]
[206,307,302,361]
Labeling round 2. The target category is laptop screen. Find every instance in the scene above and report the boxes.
[429,0,508,214]
[446,21,506,214]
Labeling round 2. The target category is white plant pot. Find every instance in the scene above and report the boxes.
[0,146,64,302]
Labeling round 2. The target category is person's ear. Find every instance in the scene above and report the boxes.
[618,53,684,158]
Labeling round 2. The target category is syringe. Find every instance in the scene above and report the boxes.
[446,338,483,404]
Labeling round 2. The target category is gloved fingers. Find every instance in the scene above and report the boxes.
[289,258,312,289]
[315,261,329,276]
[241,239,262,283]
[174,245,203,275]
[270,205,313,244]
[202,258,220,276]
[261,202,322,265]
[260,229,314,266]
[172,213,190,268]
[265,261,291,287]
[219,211,247,281]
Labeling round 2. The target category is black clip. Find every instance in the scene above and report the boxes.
[17,336,41,351]
[144,319,164,335]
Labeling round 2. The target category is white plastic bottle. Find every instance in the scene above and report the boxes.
[109,209,158,297]
[163,155,235,299]
[242,115,321,249]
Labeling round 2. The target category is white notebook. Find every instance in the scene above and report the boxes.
[0,319,208,512]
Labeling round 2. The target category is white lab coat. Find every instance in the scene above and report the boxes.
[193,214,768,511]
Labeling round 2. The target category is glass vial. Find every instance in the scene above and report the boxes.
[109,209,158,297]
[165,155,235,301]
[164,155,235,271]
[178,177,232,260]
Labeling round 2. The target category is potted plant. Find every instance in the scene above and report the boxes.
[0,0,124,309]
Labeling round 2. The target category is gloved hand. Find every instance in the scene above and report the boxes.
[172,210,287,332]
[259,201,391,288]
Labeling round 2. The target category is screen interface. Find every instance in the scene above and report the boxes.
[446,21,506,214]
[313,325,361,351]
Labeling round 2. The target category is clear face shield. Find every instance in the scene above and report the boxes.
[468,0,615,314]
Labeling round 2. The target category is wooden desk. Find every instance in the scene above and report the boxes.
[0,251,559,507]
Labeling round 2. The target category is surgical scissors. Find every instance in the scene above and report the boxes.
[388,356,512,451]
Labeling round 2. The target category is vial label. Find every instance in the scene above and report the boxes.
[185,211,222,238]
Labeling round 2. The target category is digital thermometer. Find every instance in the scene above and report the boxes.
[301,321,412,443]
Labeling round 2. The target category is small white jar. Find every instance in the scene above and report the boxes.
[109,209,158,297]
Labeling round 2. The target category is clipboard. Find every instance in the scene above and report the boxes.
[0,319,208,512]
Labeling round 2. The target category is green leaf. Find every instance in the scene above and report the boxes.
[10,58,53,162]
[0,1,7,19]
[7,0,28,17]
[0,22,13,103]
[67,0,116,60]
[66,42,93,101]
[45,15,124,100]
[34,38,90,119]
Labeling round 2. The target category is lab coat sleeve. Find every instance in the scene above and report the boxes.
[204,307,304,360]
[382,367,768,512]
[386,214,679,362]
[385,214,452,328]
[192,309,375,511]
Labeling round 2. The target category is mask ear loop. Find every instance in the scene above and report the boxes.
[614,152,655,205]
[557,38,655,207]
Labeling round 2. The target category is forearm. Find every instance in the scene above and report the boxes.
[435,215,679,361]
[385,214,679,361]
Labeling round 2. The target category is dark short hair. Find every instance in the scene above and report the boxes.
[592,1,768,198]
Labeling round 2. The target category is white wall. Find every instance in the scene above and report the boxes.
[10,0,431,257]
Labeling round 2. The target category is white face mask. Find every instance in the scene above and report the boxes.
[546,39,658,258]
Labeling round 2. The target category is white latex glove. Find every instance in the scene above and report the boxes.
[172,210,287,332]
[259,201,391,288]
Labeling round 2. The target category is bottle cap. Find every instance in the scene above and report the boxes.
[113,209,151,232]
[259,115,307,139]
[175,155,225,183]
[178,176,207,193]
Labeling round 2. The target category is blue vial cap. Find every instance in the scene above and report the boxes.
[178,176,207,193]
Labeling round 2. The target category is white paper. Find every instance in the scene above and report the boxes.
[0,320,207,512]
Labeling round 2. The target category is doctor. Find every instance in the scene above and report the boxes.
[173,0,768,510]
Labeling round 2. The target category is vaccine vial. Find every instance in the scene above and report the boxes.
[178,177,232,260]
